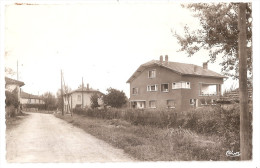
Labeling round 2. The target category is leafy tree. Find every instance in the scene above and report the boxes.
[90,93,100,109]
[5,67,16,77]
[43,92,57,110]
[56,86,71,110]
[5,91,19,108]
[103,88,127,108]
[174,3,252,80]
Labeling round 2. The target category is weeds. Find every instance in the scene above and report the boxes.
[65,103,252,160]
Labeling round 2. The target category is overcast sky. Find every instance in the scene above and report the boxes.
[4,2,242,97]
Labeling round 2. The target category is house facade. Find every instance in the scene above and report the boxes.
[5,77,25,113]
[20,91,45,105]
[63,84,103,112]
[5,77,25,103]
[127,56,226,112]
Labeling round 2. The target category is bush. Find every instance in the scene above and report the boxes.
[5,91,19,108]
[103,88,127,108]
[23,104,46,110]
[5,105,16,118]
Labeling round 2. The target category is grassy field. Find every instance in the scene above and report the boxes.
[55,112,232,161]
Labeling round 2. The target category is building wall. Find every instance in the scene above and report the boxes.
[181,75,223,111]
[129,65,224,111]
[21,98,45,104]
[65,92,96,109]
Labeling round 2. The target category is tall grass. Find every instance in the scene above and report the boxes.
[73,103,252,159]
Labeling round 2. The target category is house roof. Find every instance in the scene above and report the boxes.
[65,87,103,95]
[5,77,25,86]
[21,91,42,99]
[126,60,226,83]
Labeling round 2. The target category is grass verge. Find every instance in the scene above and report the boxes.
[6,112,29,130]
[55,113,229,161]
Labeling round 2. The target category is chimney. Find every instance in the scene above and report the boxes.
[159,55,163,63]
[87,83,89,90]
[165,55,168,63]
[203,62,208,70]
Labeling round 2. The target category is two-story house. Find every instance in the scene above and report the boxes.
[126,55,226,112]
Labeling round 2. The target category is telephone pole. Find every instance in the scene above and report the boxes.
[82,77,84,109]
[17,60,18,80]
[61,70,64,115]
[238,3,250,160]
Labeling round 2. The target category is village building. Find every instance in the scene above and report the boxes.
[126,56,226,111]
[63,84,103,112]
[20,91,45,105]
[5,77,25,113]
[5,77,25,103]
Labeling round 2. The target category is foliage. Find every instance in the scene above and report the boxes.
[5,91,19,108]
[90,93,100,109]
[23,104,46,110]
[5,105,16,118]
[103,88,127,108]
[56,86,71,110]
[5,67,16,77]
[174,3,252,80]
[71,104,251,159]
[55,111,233,161]
[42,92,57,110]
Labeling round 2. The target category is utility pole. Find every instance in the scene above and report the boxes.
[17,60,18,80]
[82,77,84,109]
[61,70,64,115]
[238,3,250,160]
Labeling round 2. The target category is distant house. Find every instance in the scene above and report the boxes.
[126,56,226,112]
[63,84,103,112]
[5,77,25,103]
[20,91,45,105]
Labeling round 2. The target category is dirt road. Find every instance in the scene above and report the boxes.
[6,112,133,163]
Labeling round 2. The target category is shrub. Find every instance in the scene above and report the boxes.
[90,93,100,109]
[23,104,45,110]
[5,105,16,118]
[5,91,19,108]
[103,88,127,108]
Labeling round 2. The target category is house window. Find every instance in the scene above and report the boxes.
[132,88,139,94]
[149,100,156,108]
[77,95,81,101]
[190,99,196,105]
[200,98,206,105]
[167,100,175,108]
[147,84,158,91]
[172,81,190,89]
[200,98,215,105]
[148,70,156,78]
[161,83,169,92]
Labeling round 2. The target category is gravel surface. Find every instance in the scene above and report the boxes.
[6,112,133,163]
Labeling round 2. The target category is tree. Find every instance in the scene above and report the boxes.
[174,2,252,160]
[5,90,19,108]
[42,92,57,111]
[56,86,71,110]
[174,3,252,80]
[103,88,127,108]
[90,93,100,109]
[5,67,16,77]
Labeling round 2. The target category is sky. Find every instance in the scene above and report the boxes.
[3,1,242,97]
